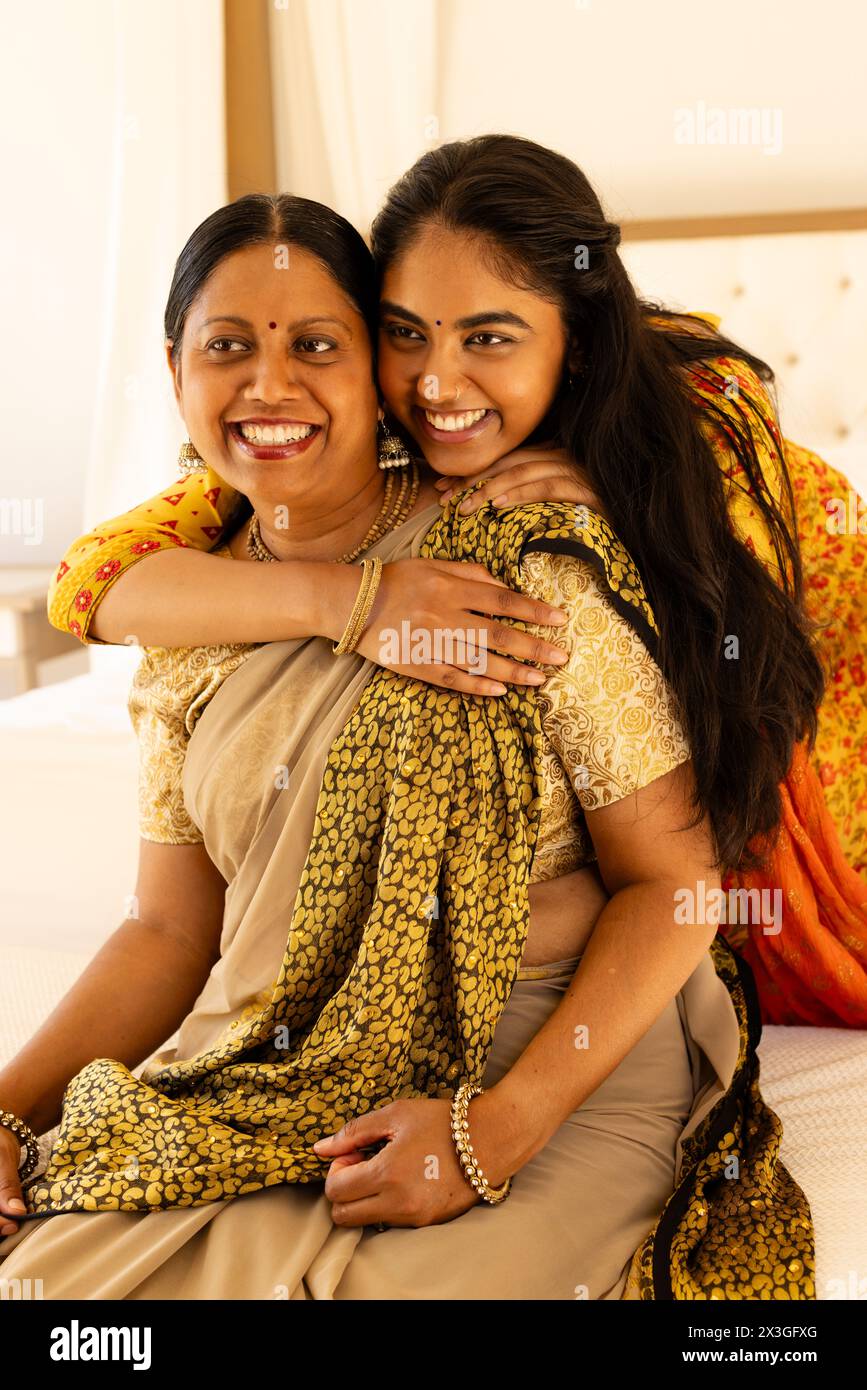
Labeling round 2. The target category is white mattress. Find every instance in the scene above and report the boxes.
[756,1024,867,1299]
[0,662,140,955]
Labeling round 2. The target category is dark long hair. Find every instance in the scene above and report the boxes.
[164,193,378,366]
[371,134,825,872]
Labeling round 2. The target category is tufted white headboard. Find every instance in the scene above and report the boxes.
[620,211,867,500]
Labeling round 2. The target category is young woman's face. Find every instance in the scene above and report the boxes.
[167,243,378,513]
[378,224,572,478]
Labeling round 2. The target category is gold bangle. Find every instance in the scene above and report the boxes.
[450,1081,512,1205]
[0,1106,40,1182]
[332,558,376,656]
[345,556,382,652]
[333,555,382,656]
[332,563,369,656]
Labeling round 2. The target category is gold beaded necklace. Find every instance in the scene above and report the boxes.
[246,459,421,564]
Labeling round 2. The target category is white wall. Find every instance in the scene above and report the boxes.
[0,0,226,568]
[0,2,114,565]
[434,0,867,223]
[271,0,867,232]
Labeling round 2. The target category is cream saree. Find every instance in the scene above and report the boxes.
[1,497,813,1298]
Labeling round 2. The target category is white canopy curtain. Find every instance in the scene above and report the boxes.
[88,0,441,554]
[267,0,443,236]
[83,0,227,538]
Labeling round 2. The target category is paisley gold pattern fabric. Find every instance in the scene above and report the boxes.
[22,498,813,1301]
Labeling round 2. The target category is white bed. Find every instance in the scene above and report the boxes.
[1,215,865,1298]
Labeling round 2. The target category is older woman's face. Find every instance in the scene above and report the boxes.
[378,224,572,480]
[168,243,378,513]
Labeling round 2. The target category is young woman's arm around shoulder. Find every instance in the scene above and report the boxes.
[481,758,720,1180]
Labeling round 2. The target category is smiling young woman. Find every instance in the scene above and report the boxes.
[377,226,575,461]
[366,134,866,1029]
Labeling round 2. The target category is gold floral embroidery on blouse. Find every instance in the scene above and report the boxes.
[521,549,691,878]
[128,548,692,881]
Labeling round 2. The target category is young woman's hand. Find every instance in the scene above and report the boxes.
[0,1123,28,1236]
[313,1088,520,1228]
[435,446,607,519]
[352,556,573,697]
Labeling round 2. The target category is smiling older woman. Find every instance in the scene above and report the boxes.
[0,178,815,1300]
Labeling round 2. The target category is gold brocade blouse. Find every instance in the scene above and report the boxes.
[129,544,692,882]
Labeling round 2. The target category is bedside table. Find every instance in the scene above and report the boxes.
[0,569,80,696]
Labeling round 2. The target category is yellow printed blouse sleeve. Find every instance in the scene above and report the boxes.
[520,549,691,809]
[47,467,242,643]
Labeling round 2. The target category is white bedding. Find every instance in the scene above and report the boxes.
[0,658,140,955]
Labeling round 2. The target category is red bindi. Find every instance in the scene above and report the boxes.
[268,321,277,329]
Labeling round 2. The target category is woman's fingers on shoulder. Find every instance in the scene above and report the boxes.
[412,550,571,631]
[490,444,571,469]
[435,474,472,499]
[443,559,504,580]
[476,577,565,620]
[425,664,508,696]
[437,457,559,505]
[454,471,599,514]
[453,566,568,627]
[489,481,587,508]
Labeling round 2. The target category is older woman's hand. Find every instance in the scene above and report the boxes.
[355,555,573,698]
[313,1089,526,1229]
[435,445,606,519]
